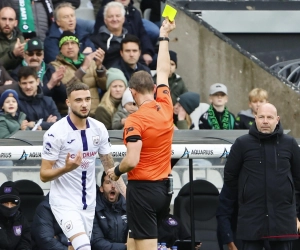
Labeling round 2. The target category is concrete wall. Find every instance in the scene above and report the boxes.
[168,1,300,137]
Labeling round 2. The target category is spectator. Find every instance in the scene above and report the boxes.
[0,64,18,95]
[112,34,151,82]
[199,83,237,130]
[0,89,29,138]
[93,0,155,66]
[91,171,128,250]
[11,37,67,106]
[16,66,61,130]
[112,87,137,129]
[0,181,32,250]
[153,51,188,105]
[0,6,25,70]
[140,0,161,26]
[50,31,107,116]
[44,2,95,63]
[31,195,68,250]
[236,88,268,129]
[173,92,200,130]
[9,0,54,41]
[95,68,127,129]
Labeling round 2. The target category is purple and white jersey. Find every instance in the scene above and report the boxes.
[42,116,111,210]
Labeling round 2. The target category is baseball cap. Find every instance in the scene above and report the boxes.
[209,83,228,95]
[24,37,44,52]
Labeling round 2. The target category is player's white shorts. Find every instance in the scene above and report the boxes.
[51,205,95,239]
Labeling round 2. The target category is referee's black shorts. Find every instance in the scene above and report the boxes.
[127,180,172,239]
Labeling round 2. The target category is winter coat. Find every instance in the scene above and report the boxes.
[44,22,95,63]
[16,85,61,130]
[224,122,300,240]
[50,54,106,116]
[112,58,151,82]
[0,111,27,138]
[11,63,67,104]
[236,109,255,129]
[0,65,18,95]
[90,26,128,69]
[0,211,32,250]
[0,30,24,70]
[91,188,128,250]
[94,1,154,56]
[112,104,129,130]
[31,196,68,250]
[153,73,188,106]
[9,0,54,41]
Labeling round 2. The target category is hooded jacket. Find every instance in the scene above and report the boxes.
[0,111,27,138]
[93,0,154,57]
[224,122,300,240]
[90,26,128,69]
[0,211,31,250]
[91,187,128,250]
[236,109,255,129]
[17,85,61,130]
[31,196,68,250]
[44,22,95,63]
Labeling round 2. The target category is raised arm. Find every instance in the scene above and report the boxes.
[156,18,176,87]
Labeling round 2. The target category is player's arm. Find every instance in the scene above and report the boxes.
[156,18,176,87]
[107,140,142,181]
[99,153,127,198]
[40,152,82,182]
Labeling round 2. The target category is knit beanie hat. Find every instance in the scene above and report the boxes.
[122,87,134,107]
[177,92,200,115]
[59,31,79,48]
[169,50,177,67]
[0,181,20,217]
[0,89,19,109]
[106,68,128,90]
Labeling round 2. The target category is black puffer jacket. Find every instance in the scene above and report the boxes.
[224,122,300,240]
[31,196,68,250]
[0,211,32,250]
[91,188,128,250]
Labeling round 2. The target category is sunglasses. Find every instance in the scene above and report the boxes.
[25,51,43,56]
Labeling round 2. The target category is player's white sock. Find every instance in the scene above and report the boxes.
[71,234,91,250]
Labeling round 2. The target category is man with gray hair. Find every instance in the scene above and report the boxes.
[44,2,95,63]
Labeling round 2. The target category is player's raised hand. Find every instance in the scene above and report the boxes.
[65,152,83,172]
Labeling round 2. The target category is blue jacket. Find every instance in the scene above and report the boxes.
[31,196,68,250]
[91,187,128,250]
[16,85,61,130]
[93,1,154,57]
[44,22,95,63]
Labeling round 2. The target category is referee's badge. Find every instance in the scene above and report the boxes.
[93,135,100,146]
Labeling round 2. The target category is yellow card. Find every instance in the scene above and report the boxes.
[162,4,177,22]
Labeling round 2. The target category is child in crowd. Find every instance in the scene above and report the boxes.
[153,50,188,105]
[173,92,200,130]
[199,83,237,130]
[0,89,30,138]
[112,87,138,129]
[236,88,268,129]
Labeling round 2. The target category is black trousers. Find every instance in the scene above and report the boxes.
[242,240,293,250]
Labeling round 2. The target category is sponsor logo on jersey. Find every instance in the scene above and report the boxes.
[0,153,11,158]
[70,151,97,159]
[92,135,100,146]
[13,225,22,236]
[64,221,73,232]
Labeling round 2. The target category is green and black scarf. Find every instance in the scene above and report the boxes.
[207,105,235,129]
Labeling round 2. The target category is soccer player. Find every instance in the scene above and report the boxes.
[40,82,125,250]
[107,18,176,250]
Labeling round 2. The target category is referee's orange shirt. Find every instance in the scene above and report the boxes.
[123,85,174,181]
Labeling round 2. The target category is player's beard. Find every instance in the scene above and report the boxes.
[72,109,90,119]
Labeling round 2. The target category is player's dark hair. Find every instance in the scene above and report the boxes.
[66,82,89,97]
[129,71,154,94]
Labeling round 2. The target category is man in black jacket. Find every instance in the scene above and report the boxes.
[112,34,151,82]
[0,181,31,250]
[224,103,300,250]
[91,171,128,250]
[16,66,61,130]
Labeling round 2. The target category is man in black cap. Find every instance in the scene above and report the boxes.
[10,37,67,107]
[0,181,32,250]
